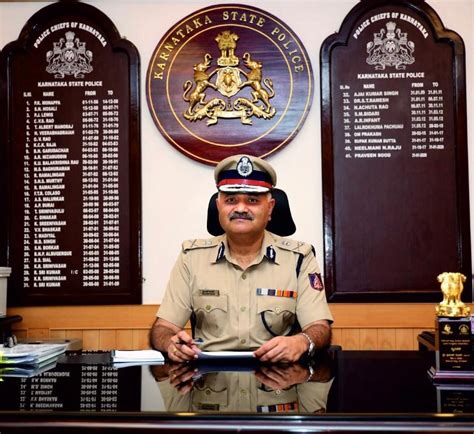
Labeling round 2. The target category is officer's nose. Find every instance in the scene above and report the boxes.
[234,196,249,212]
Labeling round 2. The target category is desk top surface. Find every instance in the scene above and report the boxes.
[0,349,473,432]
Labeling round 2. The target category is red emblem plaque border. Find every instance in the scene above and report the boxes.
[146,4,313,165]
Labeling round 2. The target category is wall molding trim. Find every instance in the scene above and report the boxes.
[9,303,469,350]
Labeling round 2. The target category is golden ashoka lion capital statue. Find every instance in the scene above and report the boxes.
[436,272,471,317]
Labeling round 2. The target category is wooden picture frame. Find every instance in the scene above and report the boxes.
[0,1,142,305]
[320,0,470,301]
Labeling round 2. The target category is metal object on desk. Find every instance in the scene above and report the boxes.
[436,272,471,318]
[0,315,22,347]
[430,272,474,381]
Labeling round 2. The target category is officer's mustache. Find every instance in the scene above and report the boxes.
[229,211,254,221]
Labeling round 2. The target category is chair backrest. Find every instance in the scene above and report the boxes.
[207,188,296,236]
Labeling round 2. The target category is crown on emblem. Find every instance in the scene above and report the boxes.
[386,22,396,32]
[65,31,75,48]
[215,31,240,67]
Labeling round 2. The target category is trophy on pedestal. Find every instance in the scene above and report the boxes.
[431,272,473,381]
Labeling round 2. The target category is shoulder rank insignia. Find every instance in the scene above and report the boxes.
[309,273,324,291]
[277,238,311,255]
[182,238,219,252]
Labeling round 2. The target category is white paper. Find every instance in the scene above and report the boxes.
[0,344,66,365]
[112,349,164,363]
[0,343,66,358]
[0,360,57,377]
[198,351,255,360]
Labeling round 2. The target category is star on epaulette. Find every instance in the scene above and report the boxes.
[182,238,219,252]
[277,238,312,254]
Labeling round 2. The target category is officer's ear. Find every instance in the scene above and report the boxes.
[216,191,227,211]
[268,194,276,220]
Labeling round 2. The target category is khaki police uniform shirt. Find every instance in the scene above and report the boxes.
[158,372,333,413]
[157,230,333,351]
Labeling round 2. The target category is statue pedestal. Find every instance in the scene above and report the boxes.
[429,316,474,382]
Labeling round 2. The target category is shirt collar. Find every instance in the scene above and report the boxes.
[212,231,279,265]
[262,231,279,264]
[212,235,227,263]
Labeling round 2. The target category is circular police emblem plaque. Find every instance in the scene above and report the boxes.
[146,4,313,165]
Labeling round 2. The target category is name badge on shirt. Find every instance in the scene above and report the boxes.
[199,289,220,296]
[196,403,220,411]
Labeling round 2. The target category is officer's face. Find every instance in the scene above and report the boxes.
[216,192,275,237]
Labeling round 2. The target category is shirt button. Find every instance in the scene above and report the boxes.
[205,304,212,311]
[205,390,211,396]
[240,306,246,312]
[240,389,247,395]
[241,273,247,280]
[240,338,246,344]
[275,307,281,313]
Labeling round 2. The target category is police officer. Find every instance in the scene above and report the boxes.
[155,364,334,414]
[150,154,333,363]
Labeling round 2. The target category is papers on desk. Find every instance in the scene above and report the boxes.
[198,351,255,360]
[0,343,67,366]
[111,349,165,366]
[0,359,58,378]
[111,349,253,366]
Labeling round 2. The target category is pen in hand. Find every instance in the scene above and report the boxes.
[177,338,204,346]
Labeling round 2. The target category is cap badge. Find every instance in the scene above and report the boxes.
[237,156,253,178]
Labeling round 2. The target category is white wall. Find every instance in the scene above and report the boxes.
[1,0,473,304]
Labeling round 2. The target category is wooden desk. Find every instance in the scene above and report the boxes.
[0,349,473,432]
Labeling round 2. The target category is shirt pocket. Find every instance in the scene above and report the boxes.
[193,294,228,338]
[192,386,228,411]
[256,295,297,339]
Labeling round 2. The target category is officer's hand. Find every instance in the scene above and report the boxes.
[253,335,308,363]
[167,330,201,362]
[255,363,308,390]
[149,364,172,382]
[168,364,199,395]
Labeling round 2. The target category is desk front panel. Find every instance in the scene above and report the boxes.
[0,350,473,432]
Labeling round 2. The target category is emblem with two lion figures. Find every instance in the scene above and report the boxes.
[182,30,276,126]
[147,4,313,165]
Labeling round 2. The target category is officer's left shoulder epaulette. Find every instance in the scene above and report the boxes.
[274,237,314,255]
[181,237,220,252]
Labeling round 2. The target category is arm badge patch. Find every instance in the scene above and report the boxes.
[309,273,324,291]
